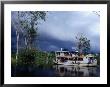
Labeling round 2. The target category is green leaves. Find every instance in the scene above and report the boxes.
[22,11,46,49]
[18,48,37,66]
[76,34,91,55]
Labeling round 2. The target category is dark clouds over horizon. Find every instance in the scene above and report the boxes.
[11,11,100,53]
[37,11,100,52]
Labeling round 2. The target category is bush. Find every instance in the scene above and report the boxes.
[11,53,16,67]
[34,51,55,66]
[35,51,47,66]
[13,49,56,66]
[18,48,37,66]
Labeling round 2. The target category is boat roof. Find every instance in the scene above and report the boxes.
[55,51,69,52]
[86,54,94,57]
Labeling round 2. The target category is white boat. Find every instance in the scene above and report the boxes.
[53,50,97,67]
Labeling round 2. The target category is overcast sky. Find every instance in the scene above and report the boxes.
[37,11,100,52]
[11,11,100,53]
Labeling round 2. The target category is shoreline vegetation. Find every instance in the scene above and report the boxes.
[11,49,100,68]
[11,49,56,67]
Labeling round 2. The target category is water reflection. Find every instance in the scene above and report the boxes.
[12,65,100,77]
[53,65,100,77]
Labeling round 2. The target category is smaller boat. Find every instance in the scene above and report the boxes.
[53,50,97,67]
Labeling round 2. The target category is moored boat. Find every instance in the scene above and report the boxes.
[53,49,97,66]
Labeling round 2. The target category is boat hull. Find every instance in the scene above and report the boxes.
[53,61,97,67]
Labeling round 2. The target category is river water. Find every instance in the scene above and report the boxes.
[11,65,100,77]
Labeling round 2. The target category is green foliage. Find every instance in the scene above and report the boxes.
[29,11,46,21]
[11,57,16,67]
[11,50,55,67]
[11,53,16,59]
[18,48,37,66]
[11,53,16,67]
[19,11,47,49]
[35,51,55,66]
[76,34,90,55]
[48,52,55,64]
[35,51,46,65]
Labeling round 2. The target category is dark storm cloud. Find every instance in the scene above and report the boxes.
[37,11,100,52]
[37,33,76,51]
[11,11,100,53]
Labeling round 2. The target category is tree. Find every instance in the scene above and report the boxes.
[19,11,46,49]
[11,11,47,65]
[92,11,100,17]
[75,34,90,55]
[11,11,22,65]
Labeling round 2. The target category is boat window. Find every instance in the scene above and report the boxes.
[65,58,68,60]
[64,52,69,56]
[59,57,69,62]
[78,58,83,61]
[69,58,73,60]
[90,57,93,59]
[57,57,60,59]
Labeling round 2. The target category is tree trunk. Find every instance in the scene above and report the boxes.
[16,11,20,66]
[25,37,28,48]
[16,31,19,65]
